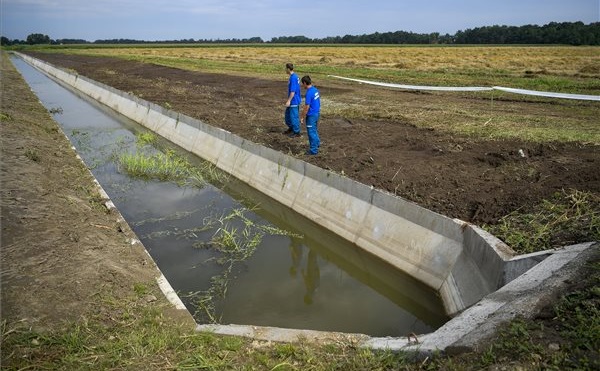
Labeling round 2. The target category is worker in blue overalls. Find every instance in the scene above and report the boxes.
[300,75,321,155]
[283,63,301,137]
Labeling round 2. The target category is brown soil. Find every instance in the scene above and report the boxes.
[22,52,600,227]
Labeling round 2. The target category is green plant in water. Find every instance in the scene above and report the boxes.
[118,150,189,183]
[136,131,157,146]
[117,145,229,188]
[188,207,303,323]
[192,160,230,185]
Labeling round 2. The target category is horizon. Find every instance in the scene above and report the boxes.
[6,20,599,43]
[2,0,598,42]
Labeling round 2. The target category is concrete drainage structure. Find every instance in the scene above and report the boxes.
[16,52,597,355]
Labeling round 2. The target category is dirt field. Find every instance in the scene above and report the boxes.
[22,51,600,227]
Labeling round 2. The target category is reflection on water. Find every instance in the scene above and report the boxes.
[13,55,450,336]
[286,236,321,305]
[302,247,320,305]
[289,237,303,279]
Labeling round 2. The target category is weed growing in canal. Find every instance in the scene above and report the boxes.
[188,207,302,323]
[117,131,229,187]
[117,146,228,187]
[135,131,157,146]
[70,129,91,150]
[118,150,190,182]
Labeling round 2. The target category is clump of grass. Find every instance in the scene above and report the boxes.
[117,147,228,187]
[135,131,157,146]
[202,207,302,260]
[118,150,191,183]
[25,148,40,162]
[484,189,600,254]
[480,319,545,365]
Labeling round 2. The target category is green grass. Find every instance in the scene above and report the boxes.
[118,150,191,182]
[0,286,412,370]
[136,131,157,146]
[483,189,600,254]
[117,146,228,187]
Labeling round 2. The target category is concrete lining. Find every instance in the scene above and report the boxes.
[16,52,595,355]
[365,242,598,355]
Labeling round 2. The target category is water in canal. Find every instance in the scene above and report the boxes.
[12,55,449,337]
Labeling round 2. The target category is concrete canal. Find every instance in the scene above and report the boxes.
[12,55,449,338]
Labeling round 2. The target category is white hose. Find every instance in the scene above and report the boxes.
[329,75,600,101]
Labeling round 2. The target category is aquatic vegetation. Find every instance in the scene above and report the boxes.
[117,146,228,187]
[189,207,302,323]
[135,131,157,146]
[117,150,191,183]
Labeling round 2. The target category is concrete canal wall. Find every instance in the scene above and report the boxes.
[18,52,538,317]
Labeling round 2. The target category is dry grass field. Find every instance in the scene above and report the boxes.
[30,45,600,144]
[53,44,600,85]
[58,45,599,73]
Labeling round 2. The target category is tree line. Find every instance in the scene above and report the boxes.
[2,21,599,46]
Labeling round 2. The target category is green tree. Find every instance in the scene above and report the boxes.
[26,33,51,45]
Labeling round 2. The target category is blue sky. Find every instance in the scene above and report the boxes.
[1,0,599,41]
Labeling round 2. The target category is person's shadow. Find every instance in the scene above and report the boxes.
[302,248,320,305]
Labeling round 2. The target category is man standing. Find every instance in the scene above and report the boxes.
[300,75,321,155]
[284,63,301,137]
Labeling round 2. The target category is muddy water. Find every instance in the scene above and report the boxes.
[12,56,449,336]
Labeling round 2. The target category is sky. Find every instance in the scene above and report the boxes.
[1,0,599,42]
